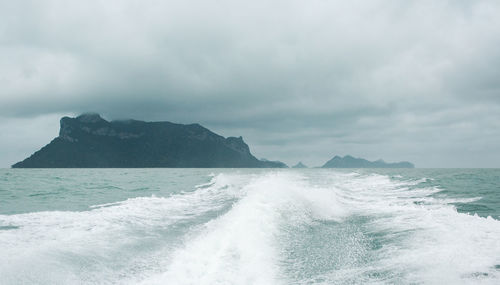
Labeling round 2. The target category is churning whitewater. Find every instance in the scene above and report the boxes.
[1,169,500,284]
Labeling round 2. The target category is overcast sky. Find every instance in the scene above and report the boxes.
[1,0,500,168]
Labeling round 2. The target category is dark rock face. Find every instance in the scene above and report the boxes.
[12,113,287,168]
[292,162,308,168]
[322,155,414,168]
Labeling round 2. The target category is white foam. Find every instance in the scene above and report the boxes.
[0,173,245,284]
[141,172,347,285]
[324,172,500,284]
[1,170,499,284]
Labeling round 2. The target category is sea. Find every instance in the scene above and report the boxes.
[1,168,499,284]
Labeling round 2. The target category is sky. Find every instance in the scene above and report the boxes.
[1,0,500,168]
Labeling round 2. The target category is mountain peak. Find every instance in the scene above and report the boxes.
[292,162,308,168]
[76,113,106,123]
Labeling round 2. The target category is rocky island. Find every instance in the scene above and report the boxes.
[322,155,414,168]
[292,162,308,168]
[12,113,287,168]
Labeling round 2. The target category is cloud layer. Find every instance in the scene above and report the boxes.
[1,0,500,167]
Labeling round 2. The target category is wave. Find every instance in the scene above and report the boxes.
[0,173,241,284]
[141,172,346,285]
[1,171,499,284]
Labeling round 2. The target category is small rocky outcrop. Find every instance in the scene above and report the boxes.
[292,162,308,168]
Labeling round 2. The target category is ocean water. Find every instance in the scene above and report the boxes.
[1,169,499,284]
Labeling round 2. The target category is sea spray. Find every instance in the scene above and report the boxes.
[1,169,500,284]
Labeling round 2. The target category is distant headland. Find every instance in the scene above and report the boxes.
[12,113,287,168]
[322,155,414,168]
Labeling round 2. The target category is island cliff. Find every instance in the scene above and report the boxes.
[322,155,414,168]
[12,113,287,168]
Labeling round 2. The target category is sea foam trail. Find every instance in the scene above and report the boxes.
[323,172,500,284]
[1,170,500,284]
[0,173,245,284]
[142,172,347,285]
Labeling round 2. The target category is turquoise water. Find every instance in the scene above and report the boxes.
[1,169,499,284]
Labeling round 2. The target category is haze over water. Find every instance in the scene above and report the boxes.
[2,1,500,284]
[1,168,499,284]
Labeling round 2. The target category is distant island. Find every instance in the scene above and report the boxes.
[12,113,288,168]
[292,162,308,168]
[322,155,414,168]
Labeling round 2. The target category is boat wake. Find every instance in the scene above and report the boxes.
[1,171,500,284]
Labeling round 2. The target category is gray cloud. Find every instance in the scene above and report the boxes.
[1,0,500,167]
